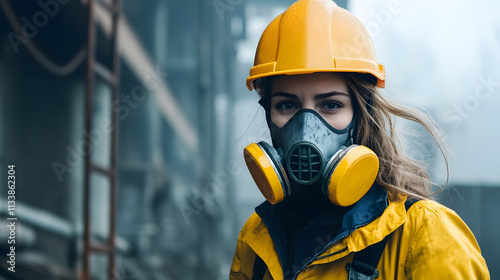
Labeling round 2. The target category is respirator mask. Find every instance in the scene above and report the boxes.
[244,108,379,206]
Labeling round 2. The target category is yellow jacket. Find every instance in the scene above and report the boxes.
[230,192,489,279]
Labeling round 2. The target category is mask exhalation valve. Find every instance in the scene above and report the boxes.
[287,142,323,185]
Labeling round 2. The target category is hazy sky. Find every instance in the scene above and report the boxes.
[349,0,500,185]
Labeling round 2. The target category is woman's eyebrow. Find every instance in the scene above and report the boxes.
[314,91,349,100]
[271,92,298,99]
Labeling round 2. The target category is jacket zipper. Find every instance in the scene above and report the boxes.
[291,213,384,280]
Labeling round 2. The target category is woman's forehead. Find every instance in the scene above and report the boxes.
[271,72,350,95]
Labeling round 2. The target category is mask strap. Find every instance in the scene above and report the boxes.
[259,95,280,147]
[258,96,268,109]
[258,79,273,112]
[343,113,357,146]
[347,127,355,146]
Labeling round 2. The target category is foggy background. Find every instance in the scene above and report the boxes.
[0,0,498,279]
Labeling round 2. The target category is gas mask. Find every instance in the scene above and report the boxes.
[244,109,379,206]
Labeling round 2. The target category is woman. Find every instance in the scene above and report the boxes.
[230,0,490,279]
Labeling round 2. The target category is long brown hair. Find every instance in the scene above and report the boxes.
[255,73,449,201]
[343,73,449,201]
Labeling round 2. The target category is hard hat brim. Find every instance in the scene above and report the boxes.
[246,64,386,90]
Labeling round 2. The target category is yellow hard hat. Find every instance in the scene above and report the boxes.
[246,0,386,90]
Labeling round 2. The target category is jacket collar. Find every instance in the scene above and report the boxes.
[245,185,407,279]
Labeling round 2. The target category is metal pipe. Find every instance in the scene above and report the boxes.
[109,0,120,278]
[83,0,95,279]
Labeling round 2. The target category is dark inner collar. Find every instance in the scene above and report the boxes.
[255,184,388,279]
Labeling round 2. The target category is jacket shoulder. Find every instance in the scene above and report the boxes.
[230,212,267,280]
[238,212,265,240]
[402,199,490,279]
[407,198,453,213]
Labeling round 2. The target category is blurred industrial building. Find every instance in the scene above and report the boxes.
[0,0,498,279]
[0,0,243,278]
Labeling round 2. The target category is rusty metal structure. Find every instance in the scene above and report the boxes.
[82,0,120,279]
[0,0,244,278]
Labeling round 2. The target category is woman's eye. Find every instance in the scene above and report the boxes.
[275,101,298,111]
[321,101,342,111]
